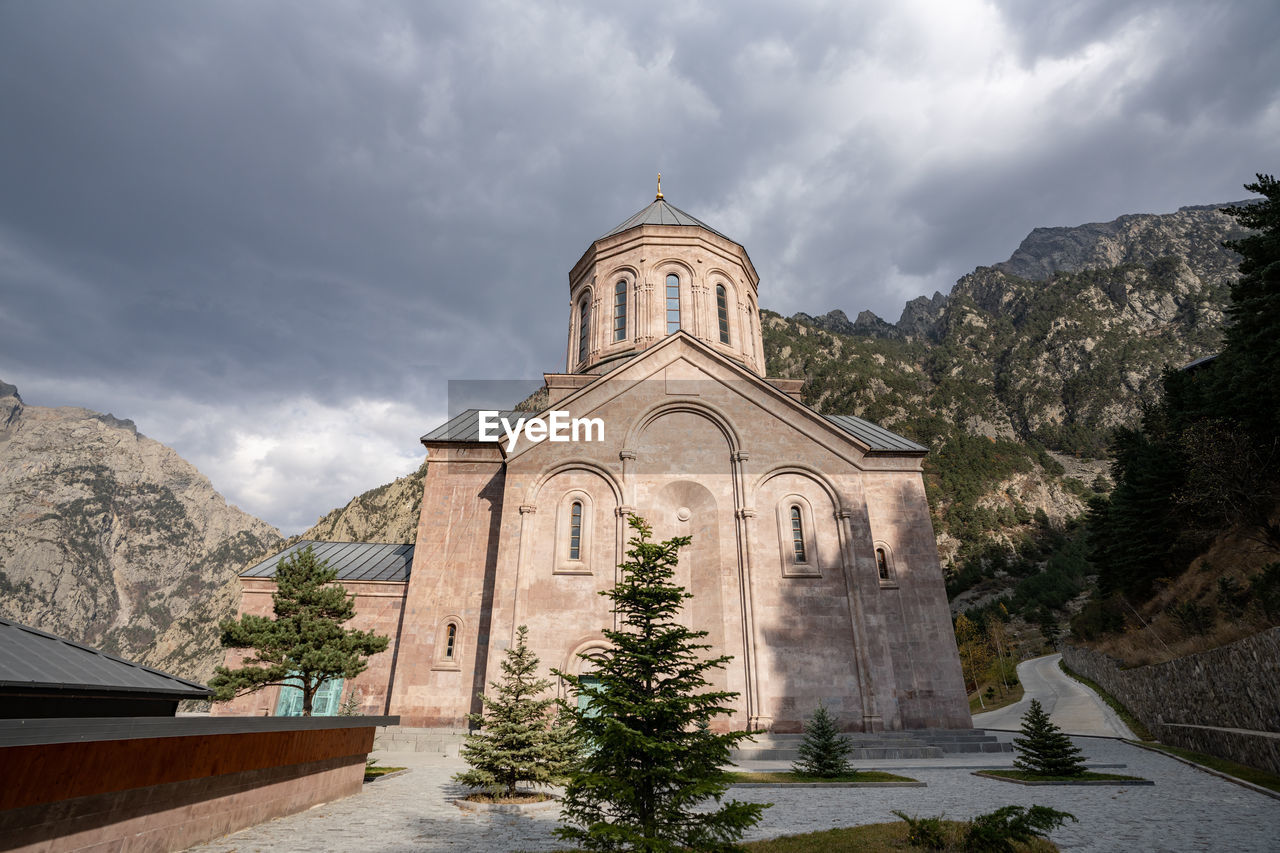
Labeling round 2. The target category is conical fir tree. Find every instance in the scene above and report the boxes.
[555,515,767,853]
[209,546,388,716]
[454,625,576,798]
[1012,699,1087,777]
[792,703,854,777]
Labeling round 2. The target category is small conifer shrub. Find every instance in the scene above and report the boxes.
[963,804,1076,852]
[792,703,854,777]
[555,515,766,852]
[1012,699,1087,777]
[454,625,576,798]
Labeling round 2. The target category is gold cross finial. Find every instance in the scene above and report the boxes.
[656,173,663,200]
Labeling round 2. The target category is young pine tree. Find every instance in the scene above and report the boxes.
[454,625,576,798]
[792,703,854,777]
[209,546,388,716]
[555,515,766,853]
[1013,699,1087,777]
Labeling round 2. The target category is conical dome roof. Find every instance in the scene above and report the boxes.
[600,197,733,243]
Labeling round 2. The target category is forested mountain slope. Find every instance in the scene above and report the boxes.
[766,202,1248,616]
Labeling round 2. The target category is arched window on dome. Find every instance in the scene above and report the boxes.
[613,280,627,342]
[666,274,681,334]
[716,285,730,344]
[578,298,590,364]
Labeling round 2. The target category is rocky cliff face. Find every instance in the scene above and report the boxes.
[297,460,427,544]
[0,383,281,682]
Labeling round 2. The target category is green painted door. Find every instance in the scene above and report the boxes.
[577,675,603,717]
[275,675,344,716]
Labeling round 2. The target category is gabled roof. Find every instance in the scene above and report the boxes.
[600,198,733,242]
[0,616,211,699]
[240,540,413,583]
[822,415,927,453]
[415,337,927,455]
[421,409,525,443]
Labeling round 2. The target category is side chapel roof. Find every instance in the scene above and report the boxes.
[240,540,414,583]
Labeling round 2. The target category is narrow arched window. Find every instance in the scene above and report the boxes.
[613,280,627,342]
[790,506,806,562]
[716,285,730,344]
[666,274,681,334]
[876,548,890,580]
[578,299,590,363]
[569,500,583,560]
[444,623,457,659]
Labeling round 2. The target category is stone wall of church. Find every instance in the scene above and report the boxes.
[387,446,506,728]
[863,471,971,730]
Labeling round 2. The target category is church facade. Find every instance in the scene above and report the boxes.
[217,192,971,733]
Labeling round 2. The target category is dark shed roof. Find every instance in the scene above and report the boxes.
[421,409,524,443]
[240,540,413,583]
[822,414,928,453]
[0,617,210,699]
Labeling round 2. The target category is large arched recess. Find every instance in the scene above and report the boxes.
[516,465,619,693]
[751,468,861,732]
[630,407,739,705]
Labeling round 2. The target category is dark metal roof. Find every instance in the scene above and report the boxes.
[601,198,733,242]
[240,540,414,583]
[0,617,211,698]
[822,414,928,453]
[1180,353,1219,372]
[421,409,525,443]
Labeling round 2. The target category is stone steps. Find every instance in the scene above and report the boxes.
[730,729,1013,760]
[375,726,468,755]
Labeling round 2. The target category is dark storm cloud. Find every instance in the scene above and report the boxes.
[1,0,1276,529]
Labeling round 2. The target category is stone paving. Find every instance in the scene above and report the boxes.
[187,734,1280,852]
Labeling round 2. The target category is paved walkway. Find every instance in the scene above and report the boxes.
[187,737,1280,852]
[973,653,1136,738]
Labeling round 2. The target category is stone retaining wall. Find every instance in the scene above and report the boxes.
[0,715,396,853]
[1062,627,1280,775]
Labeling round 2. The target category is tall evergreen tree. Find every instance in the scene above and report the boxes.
[209,546,389,715]
[1222,175,1280,441]
[792,703,853,777]
[555,515,766,853]
[1012,699,1086,777]
[454,625,576,798]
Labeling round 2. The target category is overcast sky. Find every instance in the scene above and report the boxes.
[2,1,1277,534]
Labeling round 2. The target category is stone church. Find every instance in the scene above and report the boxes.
[217,189,971,732]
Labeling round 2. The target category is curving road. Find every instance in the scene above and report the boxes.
[972,652,1137,738]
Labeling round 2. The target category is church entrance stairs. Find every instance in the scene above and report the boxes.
[730,729,1011,761]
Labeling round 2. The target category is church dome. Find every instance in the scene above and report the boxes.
[565,182,765,377]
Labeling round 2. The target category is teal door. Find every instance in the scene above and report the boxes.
[276,675,344,716]
[577,675,603,718]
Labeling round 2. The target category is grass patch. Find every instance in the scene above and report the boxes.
[970,683,1024,714]
[728,770,917,784]
[363,766,406,782]
[1057,660,1155,740]
[1138,742,1280,794]
[459,791,554,804]
[742,820,1059,851]
[978,769,1147,782]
